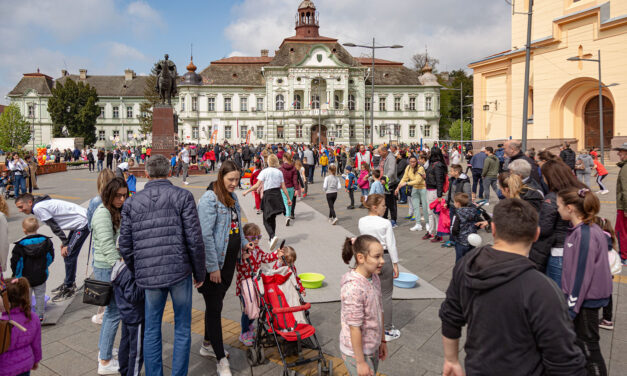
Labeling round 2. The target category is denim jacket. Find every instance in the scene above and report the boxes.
[198,189,248,273]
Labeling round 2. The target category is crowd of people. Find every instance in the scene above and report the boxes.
[0,137,624,376]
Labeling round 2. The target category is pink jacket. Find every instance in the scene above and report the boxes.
[0,308,42,376]
[340,270,383,357]
[357,170,370,190]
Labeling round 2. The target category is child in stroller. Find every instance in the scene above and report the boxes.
[1,170,14,199]
[245,243,332,376]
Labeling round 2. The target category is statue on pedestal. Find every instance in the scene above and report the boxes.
[153,54,178,105]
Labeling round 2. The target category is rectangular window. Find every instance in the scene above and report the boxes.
[100,107,105,118]
[294,95,301,110]
[296,125,303,138]
[277,125,284,139]
[256,126,264,139]
[349,125,355,138]
[336,128,342,138]
[240,97,248,112]
[224,98,232,112]
[348,94,355,111]
[256,97,264,111]
[126,106,133,118]
[225,126,232,139]
[394,97,401,111]
[379,126,386,138]
[365,97,371,111]
[241,125,247,137]
[426,97,432,111]
[422,125,431,137]
[98,130,105,141]
[181,99,185,111]
[409,125,416,138]
[208,97,215,111]
[379,97,386,112]
[334,95,341,110]
[365,125,371,138]
[409,97,416,111]
[311,95,320,109]
[192,97,198,111]
[28,104,34,117]
[112,106,119,118]
[113,130,119,139]
[192,127,199,139]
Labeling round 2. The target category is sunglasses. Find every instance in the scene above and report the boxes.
[246,235,263,241]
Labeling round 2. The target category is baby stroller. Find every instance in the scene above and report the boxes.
[246,258,332,376]
[2,171,14,200]
[473,200,492,232]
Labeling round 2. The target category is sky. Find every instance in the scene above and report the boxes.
[0,0,511,105]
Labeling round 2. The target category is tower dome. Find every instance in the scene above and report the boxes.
[295,0,319,37]
[181,56,202,85]
[419,62,439,86]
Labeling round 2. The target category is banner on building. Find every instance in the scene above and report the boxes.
[245,130,252,145]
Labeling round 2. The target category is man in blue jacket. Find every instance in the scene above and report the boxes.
[469,147,487,199]
[119,154,206,376]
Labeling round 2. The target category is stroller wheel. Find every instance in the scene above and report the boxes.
[246,348,258,366]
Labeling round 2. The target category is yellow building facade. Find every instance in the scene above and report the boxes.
[470,0,627,158]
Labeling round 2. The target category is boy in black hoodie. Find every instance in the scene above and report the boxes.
[439,198,586,376]
[111,259,145,376]
[450,193,481,262]
[11,217,54,320]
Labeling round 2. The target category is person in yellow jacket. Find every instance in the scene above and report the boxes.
[395,156,428,232]
[320,153,329,178]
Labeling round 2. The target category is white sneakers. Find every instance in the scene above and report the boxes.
[286,217,291,226]
[91,313,104,325]
[269,236,279,250]
[384,327,401,342]
[425,223,431,233]
[410,224,423,232]
[217,357,232,376]
[598,190,609,195]
[97,359,119,375]
[183,181,189,185]
[199,343,230,358]
[331,217,338,225]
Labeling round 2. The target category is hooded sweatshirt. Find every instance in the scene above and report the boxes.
[280,162,298,189]
[11,234,54,287]
[450,206,481,246]
[439,246,586,376]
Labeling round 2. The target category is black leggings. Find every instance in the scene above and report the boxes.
[198,236,238,361]
[348,189,355,207]
[574,307,607,376]
[264,213,278,239]
[326,192,337,218]
[291,195,297,216]
[596,175,607,191]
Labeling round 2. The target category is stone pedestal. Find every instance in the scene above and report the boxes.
[130,104,177,177]
[150,105,177,158]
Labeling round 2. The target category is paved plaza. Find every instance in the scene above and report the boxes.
[3,165,627,376]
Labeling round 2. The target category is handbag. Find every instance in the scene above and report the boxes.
[608,249,623,275]
[82,235,113,306]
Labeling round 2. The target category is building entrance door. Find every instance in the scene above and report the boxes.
[584,95,613,150]
[311,124,327,145]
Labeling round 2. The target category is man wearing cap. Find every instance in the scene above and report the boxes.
[614,142,627,264]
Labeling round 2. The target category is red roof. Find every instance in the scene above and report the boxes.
[23,72,54,80]
[211,56,273,65]
[355,57,403,66]
[0,104,5,115]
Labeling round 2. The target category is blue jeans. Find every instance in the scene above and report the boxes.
[97,160,103,171]
[546,255,563,288]
[63,226,90,287]
[321,165,328,177]
[471,168,484,198]
[144,276,192,376]
[14,174,26,197]
[455,243,473,262]
[241,311,251,334]
[307,164,315,183]
[93,266,120,361]
[399,186,410,203]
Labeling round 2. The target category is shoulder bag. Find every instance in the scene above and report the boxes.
[82,235,113,306]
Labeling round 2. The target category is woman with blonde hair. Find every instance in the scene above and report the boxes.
[497,172,543,212]
[244,154,292,249]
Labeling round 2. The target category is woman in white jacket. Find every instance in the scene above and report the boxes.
[322,165,343,224]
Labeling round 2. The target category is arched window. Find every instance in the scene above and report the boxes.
[294,94,302,110]
[348,94,355,111]
[276,94,285,111]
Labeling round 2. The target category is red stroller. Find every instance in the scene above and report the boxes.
[245,258,333,376]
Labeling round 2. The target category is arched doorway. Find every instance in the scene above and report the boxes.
[584,96,613,149]
[311,124,327,145]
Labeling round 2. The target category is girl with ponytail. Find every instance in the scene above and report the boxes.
[340,235,387,376]
[557,187,612,375]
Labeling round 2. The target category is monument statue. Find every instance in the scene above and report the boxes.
[153,54,178,105]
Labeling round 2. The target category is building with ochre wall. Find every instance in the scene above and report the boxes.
[470,0,627,157]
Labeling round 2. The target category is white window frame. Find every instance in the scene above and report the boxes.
[409,97,416,111]
[225,125,232,139]
[379,97,386,112]
[99,107,105,118]
[349,125,355,138]
[192,127,199,139]
[240,97,248,112]
[422,124,431,137]
[127,130,133,141]
[294,94,302,110]
[365,97,371,111]
[113,130,120,138]
[276,125,284,139]
[276,94,285,111]
[409,125,416,138]
[256,126,264,139]
[394,97,401,111]
[224,97,232,112]
[256,97,264,111]
[241,125,247,137]
[348,94,355,111]
[126,106,133,118]
[208,97,215,111]
[191,97,198,111]
[426,96,432,111]
[311,95,320,109]
[296,125,303,138]
[112,106,119,118]
[98,130,106,141]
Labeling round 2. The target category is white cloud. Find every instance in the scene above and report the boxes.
[224,0,512,72]
[106,42,148,61]
[126,1,166,38]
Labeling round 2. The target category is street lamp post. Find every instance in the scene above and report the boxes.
[567,49,619,164]
[344,39,403,146]
[29,103,37,154]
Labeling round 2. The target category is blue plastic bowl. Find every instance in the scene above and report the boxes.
[393,272,419,289]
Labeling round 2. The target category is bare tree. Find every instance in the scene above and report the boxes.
[411,53,439,73]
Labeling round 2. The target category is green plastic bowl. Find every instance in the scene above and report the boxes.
[298,273,325,289]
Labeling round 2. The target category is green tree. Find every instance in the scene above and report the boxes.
[48,79,100,145]
[137,74,159,136]
[448,119,472,141]
[438,69,473,139]
[0,103,31,151]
